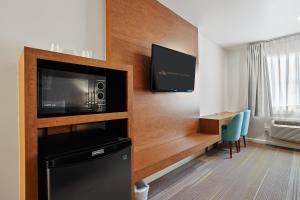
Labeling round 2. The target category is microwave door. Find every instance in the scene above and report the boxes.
[39,70,95,116]
[64,78,92,111]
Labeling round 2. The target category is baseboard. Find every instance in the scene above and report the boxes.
[247,137,300,150]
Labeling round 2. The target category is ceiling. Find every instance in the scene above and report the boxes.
[158,0,300,47]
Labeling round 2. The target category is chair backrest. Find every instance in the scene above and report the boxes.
[223,112,244,141]
[241,110,251,136]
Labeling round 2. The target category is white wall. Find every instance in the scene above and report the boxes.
[226,45,248,112]
[0,1,105,199]
[198,33,227,116]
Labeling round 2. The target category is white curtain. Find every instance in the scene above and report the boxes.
[247,33,300,118]
[247,43,273,117]
[265,34,300,118]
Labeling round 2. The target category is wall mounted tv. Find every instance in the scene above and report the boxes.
[150,44,196,92]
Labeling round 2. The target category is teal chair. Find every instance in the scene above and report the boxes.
[240,110,251,148]
[222,112,244,158]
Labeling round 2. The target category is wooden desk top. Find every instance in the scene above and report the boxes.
[200,112,236,120]
[199,112,237,135]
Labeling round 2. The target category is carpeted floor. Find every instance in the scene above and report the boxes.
[148,142,300,200]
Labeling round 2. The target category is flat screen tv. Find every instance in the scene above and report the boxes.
[150,44,196,92]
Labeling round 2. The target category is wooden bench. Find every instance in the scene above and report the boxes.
[133,133,220,181]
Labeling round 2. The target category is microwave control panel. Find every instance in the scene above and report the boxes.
[95,79,106,112]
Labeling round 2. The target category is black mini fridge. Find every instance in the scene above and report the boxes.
[39,131,132,200]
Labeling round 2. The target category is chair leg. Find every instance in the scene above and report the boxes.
[238,139,241,152]
[235,141,239,153]
[229,141,232,158]
[213,142,218,149]
[205,147,208,153]
[243,136,246,148]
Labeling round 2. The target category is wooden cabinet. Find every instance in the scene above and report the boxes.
[19,47,133,200]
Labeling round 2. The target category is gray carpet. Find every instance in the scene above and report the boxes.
[148,142,300,200]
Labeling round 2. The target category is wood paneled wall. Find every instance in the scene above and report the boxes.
[106,0,199,152]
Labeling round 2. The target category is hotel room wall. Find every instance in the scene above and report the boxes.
[0,1,235,198]
[199,33,228,116]
[0,1,105,199]
[145,33,229,183]
[225,45,248,112]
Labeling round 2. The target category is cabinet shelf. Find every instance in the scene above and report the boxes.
[37,112,129,128]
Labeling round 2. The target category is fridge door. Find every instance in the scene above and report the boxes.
[46,146,131,200]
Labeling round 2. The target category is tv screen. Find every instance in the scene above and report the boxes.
[150,44,196,92]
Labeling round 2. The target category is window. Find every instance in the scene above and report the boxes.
[267,53,300,118]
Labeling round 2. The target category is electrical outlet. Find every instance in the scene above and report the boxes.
[264,122,271,136]
[264,128,271,136]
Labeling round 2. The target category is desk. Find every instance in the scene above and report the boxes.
[199,112,236,135]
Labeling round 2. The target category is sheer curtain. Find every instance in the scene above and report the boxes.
[247,33,300,118]
[265,34,300,118]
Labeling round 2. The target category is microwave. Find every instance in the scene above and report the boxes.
[38,67,106,117]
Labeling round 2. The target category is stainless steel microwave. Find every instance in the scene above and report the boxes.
[38,67,106,117]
